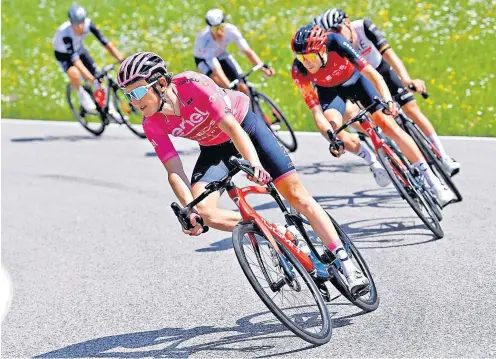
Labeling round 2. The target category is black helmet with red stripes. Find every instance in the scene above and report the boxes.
[291,24,328,54]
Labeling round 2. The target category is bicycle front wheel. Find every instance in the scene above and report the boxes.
[113,87,146,139]
[66,84,106,136]
[255,92,298,152]
[377,147,444,238]
[232,222,331,345]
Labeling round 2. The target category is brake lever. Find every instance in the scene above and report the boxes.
[171,202,209,233]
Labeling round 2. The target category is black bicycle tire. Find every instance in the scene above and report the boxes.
[377,147,444,239]
[113,88,147,139]
[404,121,462,202]
[326,216,380,312]
[66,84,105,136]
[232,222,332,345]
[255,92,298,152]
[293,211,379,312]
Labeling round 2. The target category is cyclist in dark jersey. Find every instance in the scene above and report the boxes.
[313,9,460,175]
[291,24,455,206]
[53,4,123,113]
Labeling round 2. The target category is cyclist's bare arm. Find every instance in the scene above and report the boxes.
[73,59,96,83]
[163,156,195,207]
[243,49,275,76]
[382,48,425,92]
[104,42,124,62]
[360,64,393,103]
[218,114,263,167]
[311,105,334,139]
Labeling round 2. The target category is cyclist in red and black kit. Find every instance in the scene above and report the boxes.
[313,9,460,175]
[291,24,455,205]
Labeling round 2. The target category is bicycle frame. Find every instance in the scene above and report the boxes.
[358,119,410,188]
[225,182,315,273]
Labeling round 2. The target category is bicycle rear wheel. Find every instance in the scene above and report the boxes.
[66,84,106,136]
[232,222,331,345]
[113,87,146,139]
[254,92,298,152]
[377,147,444,238]
[404,121,462,203]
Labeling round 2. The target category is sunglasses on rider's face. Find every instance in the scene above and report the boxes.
[296,53,318,63]
[212,24,225,31]
[123,80,158,102]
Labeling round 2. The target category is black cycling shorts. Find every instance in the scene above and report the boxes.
[191,109,296,185]
[316,69,384,115]
[376,59,414,107]
[54,47,98,76]
[194,54,243,82]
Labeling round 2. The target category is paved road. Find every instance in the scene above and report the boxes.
[2,120,496,358]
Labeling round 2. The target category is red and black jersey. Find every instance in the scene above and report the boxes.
[292,32,369,109]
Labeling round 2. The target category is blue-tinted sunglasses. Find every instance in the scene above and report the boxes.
[123,80,158,102]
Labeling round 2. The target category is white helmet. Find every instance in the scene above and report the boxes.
[205,8,226,26]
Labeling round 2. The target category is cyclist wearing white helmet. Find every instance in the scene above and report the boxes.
[53,3,124,113]
[193,8,275,95]
[313,9,460,175]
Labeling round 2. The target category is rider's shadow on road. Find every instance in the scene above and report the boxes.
[34,308,358,358]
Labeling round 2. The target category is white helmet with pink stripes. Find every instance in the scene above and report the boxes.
[117,52,168,87]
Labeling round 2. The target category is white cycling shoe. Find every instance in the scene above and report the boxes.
[370,162,391,187]
[442,157,461,176]
[346,269,370,296]
[77,88,97,112]
[431,182,455,207]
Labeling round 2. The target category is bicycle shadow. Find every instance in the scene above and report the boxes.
[341,216,438,249]
[195,236,232,252]
[34,309,358,358]
[146,148,200,157]
[251,187,404,212]
[9,135,103,143]
[296,161,368,176]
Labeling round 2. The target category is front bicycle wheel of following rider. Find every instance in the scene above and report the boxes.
[113,88,146,139]
[232,222,331,345]
[377,147,444,239]
[405,121,462,203]
[290,209,379,312]
[66,84,105,136]
[256,92,298,152]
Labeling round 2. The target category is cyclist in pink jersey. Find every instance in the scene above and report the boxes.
[117,52,371,294]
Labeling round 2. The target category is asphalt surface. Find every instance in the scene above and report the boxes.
[2,120,496,358]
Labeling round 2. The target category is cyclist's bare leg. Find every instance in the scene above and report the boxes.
[370,110,424,162]
[323,109,361,153]
[274,172,342,249]
[192,181,241,231]
[343,102,366,133]
[209,73,249,95]
[401,100,436,136]
[67,66,83,90]
[237,83,250,96]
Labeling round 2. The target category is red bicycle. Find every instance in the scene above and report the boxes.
[172,157,378,345]
[328,98,444,238]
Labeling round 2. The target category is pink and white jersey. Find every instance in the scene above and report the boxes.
[143,71,250,164]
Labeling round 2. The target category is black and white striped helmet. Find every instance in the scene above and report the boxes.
[313,8,348,31]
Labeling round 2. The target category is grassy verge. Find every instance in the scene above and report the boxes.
[1,0,495,135]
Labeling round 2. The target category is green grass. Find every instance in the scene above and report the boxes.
[2,0,495,135]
